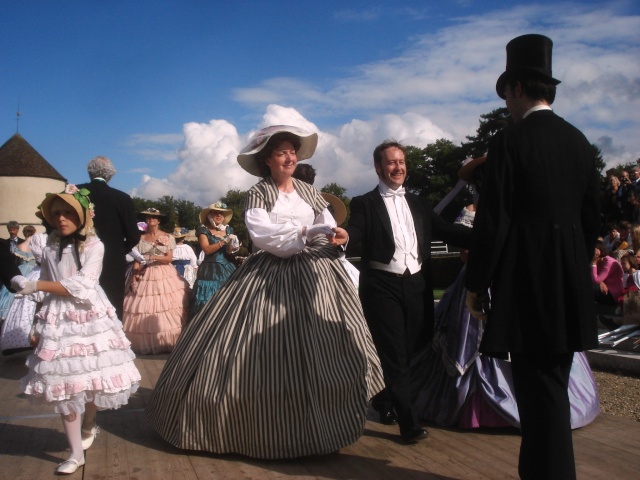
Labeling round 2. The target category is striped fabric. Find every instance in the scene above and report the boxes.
[146,236,384,458]
[244,176,328,217]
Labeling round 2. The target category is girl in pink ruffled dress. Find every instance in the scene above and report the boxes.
[17,185,141,475]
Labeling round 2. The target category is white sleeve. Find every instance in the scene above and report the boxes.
[29,233,47,264]
[60,240,105,303]
[316,207,337,228]
[245,207,306,258]
[189,246,198,266]
[128,247,145,263]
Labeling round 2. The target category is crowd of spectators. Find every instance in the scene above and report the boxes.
[602,167,640,225]
[593,168,640,329]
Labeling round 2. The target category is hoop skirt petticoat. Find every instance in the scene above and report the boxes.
[146,241,384,459]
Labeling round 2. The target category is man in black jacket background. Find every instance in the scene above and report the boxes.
[78,156,141,319]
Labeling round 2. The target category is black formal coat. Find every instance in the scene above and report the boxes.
[77,179,141,317]
[347,187,471,340]
[0,238,21,290]
[465,110,601,356]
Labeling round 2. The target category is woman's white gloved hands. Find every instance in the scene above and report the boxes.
[10,275,28,292]
[18,281,39,296]
[226,234,240,249]
[305,224,335,239]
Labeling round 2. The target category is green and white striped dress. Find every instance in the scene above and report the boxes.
[146,177,384,459]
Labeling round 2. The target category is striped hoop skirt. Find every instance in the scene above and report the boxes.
[146,243,384,459]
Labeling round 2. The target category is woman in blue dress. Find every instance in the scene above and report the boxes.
[191,202,238,314]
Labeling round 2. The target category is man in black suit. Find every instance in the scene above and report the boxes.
[345,140,470,443]
[1,237,23,291]
[78,156,141,319]
[465,34,600,480]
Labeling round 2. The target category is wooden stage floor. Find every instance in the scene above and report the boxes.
[1,353,638,479]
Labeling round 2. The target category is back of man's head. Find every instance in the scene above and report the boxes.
[87,156,116,182]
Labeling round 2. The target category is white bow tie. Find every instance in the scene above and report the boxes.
[381,187,405,198]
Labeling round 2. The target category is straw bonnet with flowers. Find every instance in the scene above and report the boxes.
[172,227,190,239]
[39,184,96,266]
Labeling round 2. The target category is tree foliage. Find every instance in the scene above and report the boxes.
[462,107,511,158]
[404,139,469,221]
[220,189,248,242]
[132,195,201,232]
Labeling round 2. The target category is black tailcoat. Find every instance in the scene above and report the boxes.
[348,188,471,336]
[0,238,21,290]
[465,110,601,356]
[77,179,141,318]
[465,109,601,480]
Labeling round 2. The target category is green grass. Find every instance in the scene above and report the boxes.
[434,289,445,300]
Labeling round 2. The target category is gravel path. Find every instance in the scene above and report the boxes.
[593,369,640,422]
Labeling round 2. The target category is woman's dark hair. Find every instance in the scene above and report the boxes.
[505,74,556,104]
[255,132,302,178]
[292,163,316,185]
[22,225,36,237]
[595,239,608,256]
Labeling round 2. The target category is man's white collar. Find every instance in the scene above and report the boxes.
[378,180,403,195]
[523,104,552,119]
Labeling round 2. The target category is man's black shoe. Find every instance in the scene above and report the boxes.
[400,428,429,443]
[378,410,397,425]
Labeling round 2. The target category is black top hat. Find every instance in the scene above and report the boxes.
[496,34,561,99]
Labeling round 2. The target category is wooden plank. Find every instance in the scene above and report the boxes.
[2,353,640,480]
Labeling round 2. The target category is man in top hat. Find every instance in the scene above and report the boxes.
[78,156,141,320]
[465,34,600,479]
[345,140,471,443]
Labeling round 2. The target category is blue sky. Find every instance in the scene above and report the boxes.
[2,1,639,207]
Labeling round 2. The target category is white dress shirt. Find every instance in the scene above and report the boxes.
[370,181,422,275]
